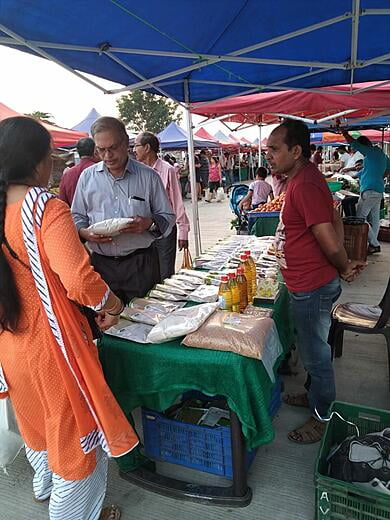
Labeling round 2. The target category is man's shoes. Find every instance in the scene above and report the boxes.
[367,245,381,255]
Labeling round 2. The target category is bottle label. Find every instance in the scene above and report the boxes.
[218,295,230,310]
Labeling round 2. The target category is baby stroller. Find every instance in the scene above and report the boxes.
[229,183,249,234]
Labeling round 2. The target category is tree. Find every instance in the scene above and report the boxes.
[117,91,182,134]
[26,111,55,124]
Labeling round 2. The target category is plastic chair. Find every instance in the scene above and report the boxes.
[329,277,390,385]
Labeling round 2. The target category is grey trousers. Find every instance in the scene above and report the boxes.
[155,225,178,281]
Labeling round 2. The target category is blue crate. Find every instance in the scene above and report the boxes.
[142,378,282,478]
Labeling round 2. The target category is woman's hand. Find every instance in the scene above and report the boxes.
[95,311,119,331]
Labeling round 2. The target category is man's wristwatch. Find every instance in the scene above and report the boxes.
[147,221,161,238]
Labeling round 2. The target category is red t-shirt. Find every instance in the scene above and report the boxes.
[59,157,95,206]
[274,162,337,292]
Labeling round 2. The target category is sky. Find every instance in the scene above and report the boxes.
[0,46,274,141]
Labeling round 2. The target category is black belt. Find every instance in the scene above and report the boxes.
[93,245,154,262]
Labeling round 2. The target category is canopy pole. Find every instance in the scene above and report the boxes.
[184,80,201,256]
[258,123,262,167]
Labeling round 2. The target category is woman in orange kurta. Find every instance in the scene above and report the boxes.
[0,117,138,520]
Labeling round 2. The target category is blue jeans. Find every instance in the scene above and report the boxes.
[289,277,341,417]
[356,190,382,247]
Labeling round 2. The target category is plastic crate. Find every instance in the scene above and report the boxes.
[248,211,280,217]
[315,401,390,520]
[142,378,282,478]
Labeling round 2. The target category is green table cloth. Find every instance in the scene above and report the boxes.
[98,283,294,470]
[249,215,280,236]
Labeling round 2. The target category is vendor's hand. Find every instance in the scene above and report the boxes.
[95,311,119,331]
[178,239,189,251]
[340,260,367,282]
[119,216,153,234]
[79,228,113,243]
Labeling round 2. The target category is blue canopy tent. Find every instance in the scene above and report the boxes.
[0,1,389,256]
[157,122,217,150]
[71,107,102,134]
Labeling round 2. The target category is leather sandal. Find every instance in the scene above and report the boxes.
[100,505,121,520]
[287,417,325,444]
[283,392,310,408]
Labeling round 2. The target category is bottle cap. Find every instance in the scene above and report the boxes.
[221,275,229,282]
[236,267,244,275]
[244,250,251,255]
[228,271,236,279]
[240,254,247,261]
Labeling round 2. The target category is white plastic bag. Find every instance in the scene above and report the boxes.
[204,188,212,202]
[147,303,218,343]
[0,398,24,472]
[187,285,219,303]
[216,187,225,202]
[87,218,134,237]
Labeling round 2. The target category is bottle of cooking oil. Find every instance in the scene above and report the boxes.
[218,275,232,311]
[228,272,240,313]
[236,267,248,312]
[244,249,257,299]
[239,254,253,303]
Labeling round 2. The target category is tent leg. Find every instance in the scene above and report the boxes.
[258,124,262,167]
[184,82,201,257]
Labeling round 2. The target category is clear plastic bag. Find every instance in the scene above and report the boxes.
[182,313,282,382]
[147,303,218,343]
[0,398,24,472]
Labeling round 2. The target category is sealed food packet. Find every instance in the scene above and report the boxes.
[121,307,166,326]
[147,303,218,343]
[129,298,185,313]
[87,217,134,236]
[182,311,283,382]
[105,319,153,343]
[148,289,188,302]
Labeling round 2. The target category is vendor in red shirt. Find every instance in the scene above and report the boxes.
[59,137,96,206]
[268,119,365,444]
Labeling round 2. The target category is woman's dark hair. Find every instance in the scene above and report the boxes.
[0,116,51,332]
[278,119,311,159]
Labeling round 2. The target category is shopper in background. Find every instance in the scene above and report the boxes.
[267,119,365,445]
[312,145,323,168]
[134,131,190,280]
[59,137,96,206]
[341,128,390,254]
[207,156,222,201]
[0,116,138,520]
[239,167,273,210]
[198,149,210,197]
[337,145,350,171]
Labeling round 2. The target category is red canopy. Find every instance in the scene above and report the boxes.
[0,102,88,148]
[192,83,390,125]
[195,127,219,143]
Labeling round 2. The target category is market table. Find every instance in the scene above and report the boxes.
[248,212,280,235]
[99,283,294,507]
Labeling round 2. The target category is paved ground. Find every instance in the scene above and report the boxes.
[1,196,389,520]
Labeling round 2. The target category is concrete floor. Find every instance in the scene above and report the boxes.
[1,196,389,520]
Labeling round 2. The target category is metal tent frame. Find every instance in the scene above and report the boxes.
[0,3,389,254]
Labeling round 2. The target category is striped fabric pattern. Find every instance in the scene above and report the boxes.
[0,363,8,393]
[25,445,108,520]
[21,187,110,456]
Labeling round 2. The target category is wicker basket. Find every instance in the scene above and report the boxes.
[378,226,390,242]
[343,218,369,262]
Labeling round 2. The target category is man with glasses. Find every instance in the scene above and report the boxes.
[134,131,190,280]
[71,117,175,302]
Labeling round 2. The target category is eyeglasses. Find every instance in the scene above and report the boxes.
[133,143,144,148]
[96,139,125,156]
